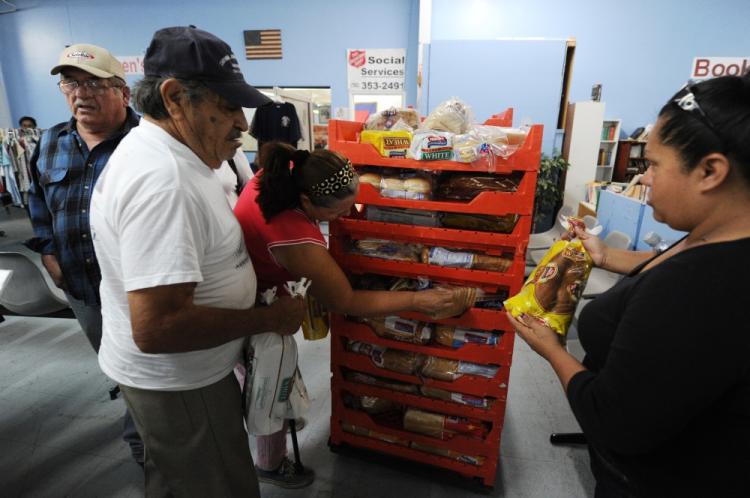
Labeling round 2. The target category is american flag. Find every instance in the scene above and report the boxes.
[244,29,282,60]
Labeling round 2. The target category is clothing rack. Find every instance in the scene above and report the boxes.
[0,127,41,208]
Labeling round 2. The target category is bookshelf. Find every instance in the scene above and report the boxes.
[562,101,606,207]
[595,119,621,182]
[613,139,648,182]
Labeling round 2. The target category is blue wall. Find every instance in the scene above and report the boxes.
[430,0,750,135]
[3,0,748,134]
[0,0,419,128]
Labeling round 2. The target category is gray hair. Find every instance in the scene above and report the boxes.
[131,76,210,119]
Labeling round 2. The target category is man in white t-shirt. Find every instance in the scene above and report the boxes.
[90,26,304,498]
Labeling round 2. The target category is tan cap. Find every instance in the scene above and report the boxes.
[50,44,125,80]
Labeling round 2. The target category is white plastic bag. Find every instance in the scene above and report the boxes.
[243,332,299,435]
[244,279,312,435]
[286,367,311,419]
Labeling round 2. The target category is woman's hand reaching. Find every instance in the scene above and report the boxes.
[411,287,456,315]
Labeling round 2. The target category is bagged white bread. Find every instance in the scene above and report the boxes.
[380,174,433,199]
[409,131,454,161]
[421,98,473,134]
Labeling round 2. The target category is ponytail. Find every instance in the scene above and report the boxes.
[256,141,358,221]
[257,142,302,221]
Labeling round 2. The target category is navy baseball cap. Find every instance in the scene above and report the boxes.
[143,26,270,108]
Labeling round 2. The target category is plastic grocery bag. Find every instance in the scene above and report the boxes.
[286,366,310,419]
[243,332,299,435]
[504,239,593,337]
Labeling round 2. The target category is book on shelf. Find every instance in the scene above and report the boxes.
[601,123,617,141]
[622,173,649,202]
[585,181,629,209]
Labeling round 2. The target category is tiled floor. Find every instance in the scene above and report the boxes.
[1,207,594,497]
[1,315,594,498]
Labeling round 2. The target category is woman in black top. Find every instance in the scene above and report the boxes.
[508,73,750,497]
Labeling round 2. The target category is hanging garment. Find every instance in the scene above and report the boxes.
[250,101,302,153]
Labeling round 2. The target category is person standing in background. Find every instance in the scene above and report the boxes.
[25,43,144,466]
[18,116,37,129]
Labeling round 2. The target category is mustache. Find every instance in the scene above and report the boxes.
[74,99,96,109]
[228,130,242,140]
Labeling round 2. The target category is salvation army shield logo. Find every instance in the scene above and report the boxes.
[349,50,366,68]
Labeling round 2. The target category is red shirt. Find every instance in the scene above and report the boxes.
[234,176,326,295]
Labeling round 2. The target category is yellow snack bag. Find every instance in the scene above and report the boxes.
[360,130,412,158]
[504,239,593,336]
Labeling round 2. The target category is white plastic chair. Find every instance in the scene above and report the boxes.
[527,205,575,251]
[581,230,632,298]
[582,215,598,230]
[0,251,69,315]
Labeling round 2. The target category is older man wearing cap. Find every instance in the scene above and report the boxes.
[89,26,305,497]
[26,43,144,465]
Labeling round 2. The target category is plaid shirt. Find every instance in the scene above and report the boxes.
[27,108,140,305]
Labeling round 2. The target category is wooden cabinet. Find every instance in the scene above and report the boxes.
[613,140,647,182]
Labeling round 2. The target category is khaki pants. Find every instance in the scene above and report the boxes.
[120,373,259,498]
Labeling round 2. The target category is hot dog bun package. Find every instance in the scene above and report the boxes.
[360,130,413,158]
[504,235,593,337]
[379,173,434,200]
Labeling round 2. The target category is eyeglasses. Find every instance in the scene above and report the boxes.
[58,79,123,95]
[672,83,719,134]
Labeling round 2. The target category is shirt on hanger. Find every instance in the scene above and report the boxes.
[250,101,302,152]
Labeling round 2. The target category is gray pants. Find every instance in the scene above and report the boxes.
[65,292,143,463]
[120,373,260,498]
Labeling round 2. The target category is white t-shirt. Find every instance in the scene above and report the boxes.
[215,148,254,208]
[90,119,257,391]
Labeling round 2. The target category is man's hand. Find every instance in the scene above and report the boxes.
[266,295,306,336]
[41,254,67,290]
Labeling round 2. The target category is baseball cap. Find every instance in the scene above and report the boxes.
[50,44,125,80]
[143,26,270,108]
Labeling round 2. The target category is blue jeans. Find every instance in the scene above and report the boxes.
[65,292,144,464]
[64,292,102,352]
